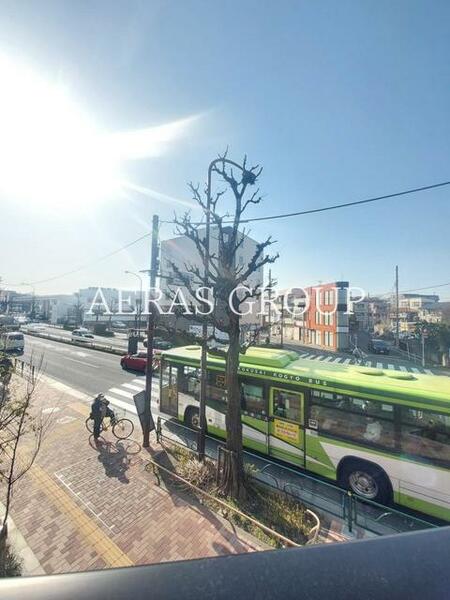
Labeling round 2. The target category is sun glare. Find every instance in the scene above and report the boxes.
[0,54,121,213]
[0,54,201,215]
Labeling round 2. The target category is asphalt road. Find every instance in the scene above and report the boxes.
[22,334,147,398]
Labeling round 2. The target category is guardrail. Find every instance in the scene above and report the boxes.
[155,415,439,537]
[23,330,126,356]
[146,454,314,548]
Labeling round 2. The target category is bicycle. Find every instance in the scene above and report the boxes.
[85,410,134,440]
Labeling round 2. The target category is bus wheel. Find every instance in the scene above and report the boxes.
[184,407,200,430]
[340,460,391,504]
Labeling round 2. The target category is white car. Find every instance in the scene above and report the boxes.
[24,322,47,333]
[71,328,94,343]
[0,331,24,353]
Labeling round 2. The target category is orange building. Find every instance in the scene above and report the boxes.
[275,282,350,352]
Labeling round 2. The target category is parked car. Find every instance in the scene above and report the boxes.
[143,337,173,350]
[71,328,94,342]
[25,322,47,333]
[0,331,24,353]
[111,320,128,330]
[368,339,390,355]
[120,351,161,372]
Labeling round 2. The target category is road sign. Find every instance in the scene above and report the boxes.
[133,390,155,434]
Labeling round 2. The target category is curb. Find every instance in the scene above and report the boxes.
[0,503,45,576]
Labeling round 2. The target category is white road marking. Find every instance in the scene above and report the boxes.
[41,376,90,401]
[323,357,334,362]
[315,355,324,360]
[104,394,159,414]
[399,366,408,372]
[109,387,134,399]
[132,378,159,390]
[387,364,395,370]
[74,351,89,358]
[104,395,137,414]
[65,357,99,369]
[365,361,372,367]
[411,367,420,373]
[122,383,144,392]
[376,362,383,369]
[424,369,434,375]
[343,358,351,365]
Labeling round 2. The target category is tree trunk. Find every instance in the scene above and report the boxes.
[221,314,246,501]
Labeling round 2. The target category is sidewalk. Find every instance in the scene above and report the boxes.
[5,376,262,575]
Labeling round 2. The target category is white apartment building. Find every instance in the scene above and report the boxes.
[159,227,264,326]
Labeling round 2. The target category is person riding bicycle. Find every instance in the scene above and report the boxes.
[90,393,116,440]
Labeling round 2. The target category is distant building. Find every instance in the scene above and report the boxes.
[80,287,137,322]
[350,297,389,334]
[272,282,350,351]
[159,227,264,328]
[390,293,441,333]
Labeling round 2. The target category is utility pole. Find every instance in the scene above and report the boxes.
[421,326,427,368]
[280,293,285,348]
[267,269,273,344]
[395,265,399,347]
[143,214,159,448]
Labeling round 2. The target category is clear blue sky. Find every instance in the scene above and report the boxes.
[0,0,449,299]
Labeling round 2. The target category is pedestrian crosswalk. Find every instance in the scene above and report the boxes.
[295,352,435,375]
[105,377,160,414]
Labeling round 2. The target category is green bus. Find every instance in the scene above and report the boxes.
[159,345,450,521]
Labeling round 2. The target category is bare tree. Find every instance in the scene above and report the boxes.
[0,354,53,552]
[170,153,278,500]
[74,292,85,327]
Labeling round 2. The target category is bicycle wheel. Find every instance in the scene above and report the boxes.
[85,417,103,434]
[112,418,134,440]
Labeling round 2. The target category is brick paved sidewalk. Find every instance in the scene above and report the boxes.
[6,376,262,575]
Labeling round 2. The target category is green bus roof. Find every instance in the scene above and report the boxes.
[162,345,450,409]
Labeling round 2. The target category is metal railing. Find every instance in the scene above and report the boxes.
[22,330,125,355]
[155,415,439,537]
[155,417,320,544]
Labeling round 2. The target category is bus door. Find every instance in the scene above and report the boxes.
[160,362,178,417]
[269,387,305,467]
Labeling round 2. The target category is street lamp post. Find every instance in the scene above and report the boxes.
[20,282,36,319]
[197,157,257,460]
[125,271,143,338]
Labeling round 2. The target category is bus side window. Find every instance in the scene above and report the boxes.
[400,408,450,465]
[207,371,227,404]
[241,382,266,417]
[309,390,396,449]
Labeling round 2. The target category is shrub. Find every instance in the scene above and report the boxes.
[0,543,22,577]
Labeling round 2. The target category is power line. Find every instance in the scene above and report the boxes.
[229,180,450,224]
[374,281,450,298]
[163,180,450,225]
[18,178,450,287]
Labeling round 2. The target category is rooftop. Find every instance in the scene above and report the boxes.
[162,345,450,406]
